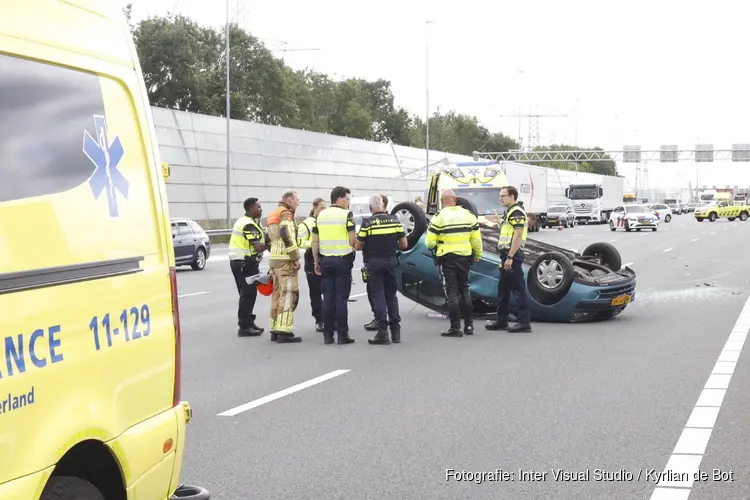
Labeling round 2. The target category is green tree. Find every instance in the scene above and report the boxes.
[409,112,520,156]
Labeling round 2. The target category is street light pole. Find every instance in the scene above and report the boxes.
[225,0,232,228]
[425,20,432,179]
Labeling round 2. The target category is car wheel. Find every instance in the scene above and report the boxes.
[696,217,704,222]
[708,212,717,222]
[624,220,632,232]
[740,211,748,221]
[40,477,105,500]
[652,227,657,231]
[191,248,207,270]
[665,214,671,223]
[391,202,428,250]
[456,196,479,217]
[728,217,736,221]
[581,242,622,271]
[527,251,574,305]
[609,220,616,232]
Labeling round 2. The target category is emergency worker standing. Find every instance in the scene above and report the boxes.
[364,193,389,332]
[296,197,327,332]
[266,190,303,343]
[486,186,532,333]
[355,194,407,345]
[425,189,482,337]
[228,197,266,336]
[312,186,356,345]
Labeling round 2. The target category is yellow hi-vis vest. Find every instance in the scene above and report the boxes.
[316,206,353,256]
[297,216,316,249]
[425,206,482,258]
[228,215,263,260]
[498,203,528,249]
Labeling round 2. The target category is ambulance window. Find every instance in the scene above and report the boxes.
[0,53,105,204]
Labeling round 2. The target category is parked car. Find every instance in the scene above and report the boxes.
[171,217,211,270]
[391,200,637,323]
[542,204,575,228]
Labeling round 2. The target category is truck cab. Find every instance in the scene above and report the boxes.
[565,183,617,224]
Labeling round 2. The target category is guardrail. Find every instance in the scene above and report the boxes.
[205,229,232,236]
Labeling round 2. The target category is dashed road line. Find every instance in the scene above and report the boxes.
[217,369,351,417]
[709,232,716,235]
[607,239,617,243]
[179,291,211,298]
[649,298,750,500]
[663,247,673,253]
[691,238,700,242]
[621,262,634,269]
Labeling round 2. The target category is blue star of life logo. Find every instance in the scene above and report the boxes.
[468,168,480,175]
[82,115,128,217]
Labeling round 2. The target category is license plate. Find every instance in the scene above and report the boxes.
[611,295,631,306]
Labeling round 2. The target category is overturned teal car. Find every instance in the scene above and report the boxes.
[391,199,637,323]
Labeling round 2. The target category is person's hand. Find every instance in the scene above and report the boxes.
[293,260,301,271]
[503,258,512,271]
[473,255,481,263]
[314,262,321,276]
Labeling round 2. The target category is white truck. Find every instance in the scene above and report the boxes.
[502,162,550,227]
[565,175,624,224]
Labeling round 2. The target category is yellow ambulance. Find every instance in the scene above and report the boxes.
[0,1,208,499]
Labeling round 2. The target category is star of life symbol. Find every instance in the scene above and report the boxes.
[82,115,128,217]
[468,168,480,175]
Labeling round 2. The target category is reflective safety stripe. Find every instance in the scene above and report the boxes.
[425,206,480,257]
[498,205,528,249]
[228,216,262,260]
[297,217,316,249]
[317,206,353,256]
[268,206,299,261]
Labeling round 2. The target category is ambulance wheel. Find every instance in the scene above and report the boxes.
[456,196,479,217]
[392,202,427,250]
[708,212,717,222]
[740,211,748,221]
[40,477,105,500]
[582,242,622,272]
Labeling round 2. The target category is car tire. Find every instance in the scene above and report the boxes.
[665,214,671,223]
[740,211,748,221]
[191,248,206,271]
[728,217,736,221]
[527,251,574,305]
[456,196,479,217]
[40,477,105,500]
[581,242,622,272]
[696,217,704,222]
[391,202,428,250]
[609,220,616,232]
[708,212,717,222]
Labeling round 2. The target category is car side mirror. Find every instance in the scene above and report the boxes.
[598,187,604,197]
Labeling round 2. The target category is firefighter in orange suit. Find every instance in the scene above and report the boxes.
[266,190,303,343]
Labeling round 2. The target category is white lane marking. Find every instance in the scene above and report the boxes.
[663,247,673,253]
[691,238,699,242]
[709,232,716,235]
[607,239,617,243]
[349,292,368,299]
[649,297,750,499]
[218,369,350,417]
[724,227,728,231]
[640,233,648,236]
[572,233,582,236]
[621,262,634,269]
[178,291,210,298]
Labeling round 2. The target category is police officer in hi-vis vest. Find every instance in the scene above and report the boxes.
[266,190,303,343]
[486,186,532,333]
[296,197,327,332]
[312,186,357,345]
[228,197,266,336]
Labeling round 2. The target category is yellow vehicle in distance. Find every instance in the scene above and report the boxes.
[0,2,208,500]
[623,193,637,203]
[694,200,750,222]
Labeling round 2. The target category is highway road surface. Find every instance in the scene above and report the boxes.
[174,214,750,500]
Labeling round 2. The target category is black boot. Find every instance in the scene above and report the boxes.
[485,319,508,331]
[270,331,279,342]
[276,332,302,343]
[507,323,532,333]
[368,328,391,345]
[238,327,262,337]
[337,334,355,345]
[315,322,324,332]
[364,319,379,331]
[464,322,474,336]
[248,319,264,333]
[390,327,401,344]
[441,327,463,337]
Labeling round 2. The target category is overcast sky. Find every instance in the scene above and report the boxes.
[124,0,750,192]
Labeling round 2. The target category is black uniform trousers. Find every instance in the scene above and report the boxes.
[230,257,260,329]
[366,256,401,331]
[304,248,322,323]
[439,253,473,330]
[496,252,531,326]
[320,254,355,339]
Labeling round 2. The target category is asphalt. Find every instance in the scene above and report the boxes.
[174,213,750,500]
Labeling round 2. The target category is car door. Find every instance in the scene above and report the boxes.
[172,222,194,263]
[610,206,624,228]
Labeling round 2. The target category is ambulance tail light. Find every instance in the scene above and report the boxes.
[169,266,182,407]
